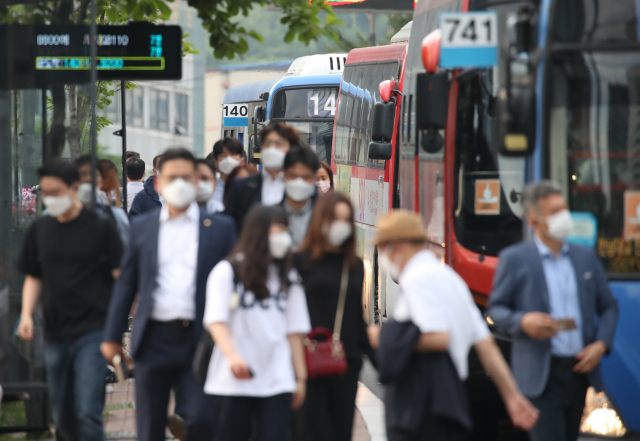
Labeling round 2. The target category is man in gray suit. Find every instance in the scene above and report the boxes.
[487,180,618,441]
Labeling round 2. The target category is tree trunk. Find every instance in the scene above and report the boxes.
[67,86,82,159]
[46,85,66,159]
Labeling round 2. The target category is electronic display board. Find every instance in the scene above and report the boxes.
[0,24,182,89]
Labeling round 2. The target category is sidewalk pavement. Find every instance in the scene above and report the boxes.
[99,379,385,440]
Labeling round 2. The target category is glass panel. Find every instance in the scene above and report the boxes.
[552,0,638,45]
[285,121,334,163]
[126,87,144,127]
[149,89,169,132]
[272,87,338,119]
[175,93,189,135]
[548,51,640,275]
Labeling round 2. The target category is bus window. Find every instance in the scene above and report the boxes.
[335,68,356,164]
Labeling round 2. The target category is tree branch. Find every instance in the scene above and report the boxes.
[76,0,90,24]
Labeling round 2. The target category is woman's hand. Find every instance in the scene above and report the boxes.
[292,379,306,410]
[367,325,380,349]
[228,353,252,379]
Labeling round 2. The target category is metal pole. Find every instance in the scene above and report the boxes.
[89,0,98,207]
[121,80,128,212]
[13,90,20,203]
[41,89,46,163]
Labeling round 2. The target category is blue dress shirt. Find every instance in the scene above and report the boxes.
[212,178,225,207]
[534,237,584,356]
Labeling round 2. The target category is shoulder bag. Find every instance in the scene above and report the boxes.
[193,258,240,383]
[304,258,350,378]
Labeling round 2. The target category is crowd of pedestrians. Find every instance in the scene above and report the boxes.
[14,122,617,441]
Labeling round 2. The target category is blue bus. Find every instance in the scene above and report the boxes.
[222,54,346,163]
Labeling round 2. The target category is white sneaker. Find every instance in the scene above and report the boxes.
[0,384,3,416]
[106,385,115,394]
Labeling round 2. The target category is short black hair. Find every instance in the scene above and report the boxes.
[38,159,80,187]
[153,154,163,169]
[196,158,216,175]
[212,137,245,161]
[205,151,215,163]
[126,157,146,181]
[74,155,92,169]
[126,151,140,160]
[284,147,319,173]
[158,148,196,172]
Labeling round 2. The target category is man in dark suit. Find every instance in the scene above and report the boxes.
[224,123,301,231]
[101,148,238,441]
[487,180,618,441]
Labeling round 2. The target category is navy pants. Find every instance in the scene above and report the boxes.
[134,321,218,441]
[44,329,107,441]
[528,357,588,441]
[216,393,293,441]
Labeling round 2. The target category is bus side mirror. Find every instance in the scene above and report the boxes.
[416,72,449,131]
[369,101,396,161]
[371,101,396,142]
[369,141,393,160]
[254,106,266,124]
[497,82,536,156]
[248,134,261,164]
[498,6,537,157]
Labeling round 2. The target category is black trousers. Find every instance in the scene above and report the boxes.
[134,321,219,441]
[215,393,292,441]
[528,357,589,441]
[387,415,468,441]
[293,357,363,441]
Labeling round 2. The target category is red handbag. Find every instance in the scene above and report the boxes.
[304,259,350,378]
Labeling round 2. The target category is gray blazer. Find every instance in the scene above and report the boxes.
[486,241,618,398]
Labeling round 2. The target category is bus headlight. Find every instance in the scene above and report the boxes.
[580,387,627,437]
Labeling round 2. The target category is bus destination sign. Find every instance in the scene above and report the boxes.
[1,24,182,89]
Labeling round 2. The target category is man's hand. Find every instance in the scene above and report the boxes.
[506,393,539,431]
[18,314,34,341]
[521,312,560,340]
[574,341,607,374]
[100,341,123,365]
[292,379,306,410]
[228,353,252,379]
[367,325,380,349]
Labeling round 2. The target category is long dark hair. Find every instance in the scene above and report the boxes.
[232,204,293,299]
[300,192,357,267]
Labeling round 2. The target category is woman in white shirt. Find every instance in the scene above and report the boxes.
[204,204,311,441]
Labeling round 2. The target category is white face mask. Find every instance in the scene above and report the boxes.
[316,180,331,194]
[545,209,573,241]
[161,178,196,209]
[43,195,73,217]
[261,147,287,171]
[77,183,101,205]
[196,180,215,203]
[379,247,401,282]
[327,221,352,247]
[218,156,241,175]
[269,231,292,259]
[285,178,315,202]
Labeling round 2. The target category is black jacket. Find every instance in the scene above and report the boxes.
[128,176,161,219]
[378,319,473,435]
[224,174,263,232]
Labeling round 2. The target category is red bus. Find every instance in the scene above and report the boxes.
[330,42,409,324]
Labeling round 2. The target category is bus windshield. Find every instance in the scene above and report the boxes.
[548,51,640,276]
[272,86,338,163]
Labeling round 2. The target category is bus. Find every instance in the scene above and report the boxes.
[222,53,346,163]
[330,43,409,324]
[334,0,640,438]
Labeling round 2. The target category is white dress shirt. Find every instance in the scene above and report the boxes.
[151,202,200,321]
[261,170,285,206]
[212,178,225,207]
[126,181,144,212]
[393,250,490,380]
[204,196,224,214]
